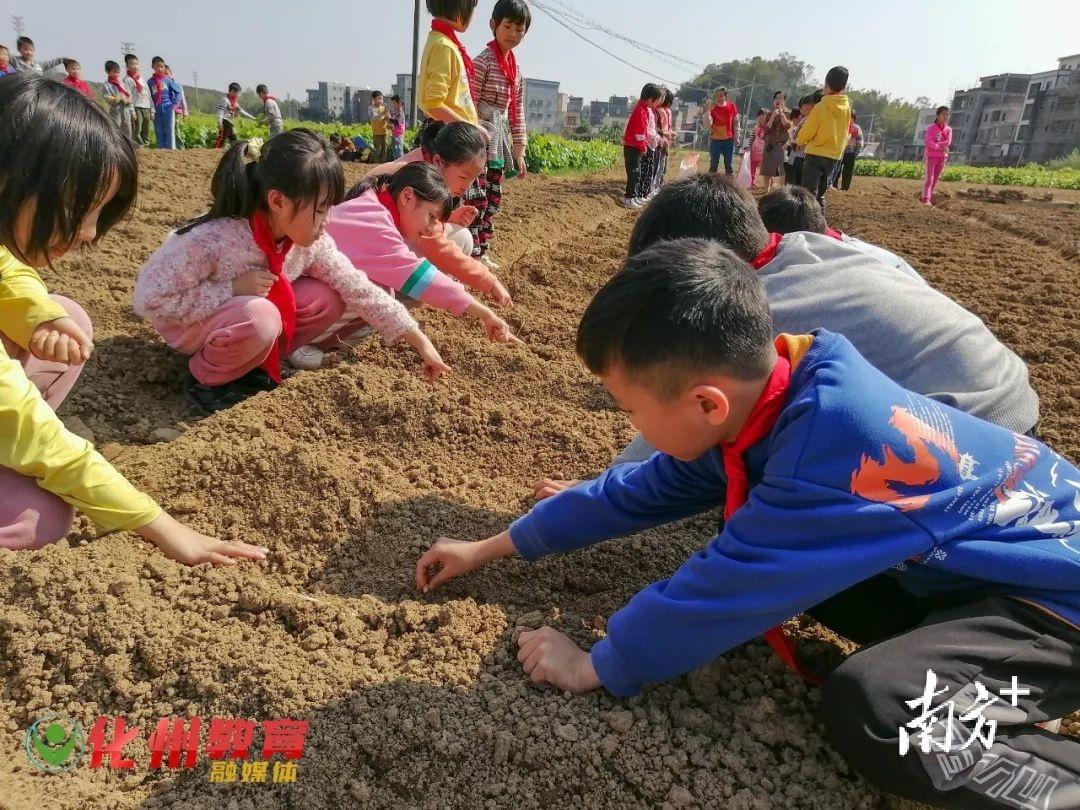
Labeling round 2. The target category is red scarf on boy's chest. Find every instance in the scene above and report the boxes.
[487,40,519,126]
[248,211,295,382]
[719,336,820,684]
[432,20,476,102]
[127,69,143,93]
[108,77,131,99]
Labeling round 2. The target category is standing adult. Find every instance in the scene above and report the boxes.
[707,87,740,175]
[838,112,863,190]
[760,91,791,192]
[922,106,952,206]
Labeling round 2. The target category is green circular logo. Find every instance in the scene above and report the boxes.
[24,714,86,773]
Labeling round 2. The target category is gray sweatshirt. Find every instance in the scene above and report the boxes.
[616,232,1039,464]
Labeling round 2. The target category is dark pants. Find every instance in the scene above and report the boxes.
[812,576,1080,809]
[840,151,857,190]
[624,146,644,199]
[638,148,657,198]
[709,138,735,174]
[800,154,837,217]
[372,134,388,163]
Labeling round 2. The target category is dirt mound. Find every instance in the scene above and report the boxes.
[1,159,1078,809]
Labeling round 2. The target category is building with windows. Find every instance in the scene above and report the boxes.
[525,78,560,134]
[391,73,414,118]
[565,96,584,132]
[950,73,1030,164]
[1014,54,1080,164]
[306,81,351,121]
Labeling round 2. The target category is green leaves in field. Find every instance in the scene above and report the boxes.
[852,160,1080,190]
[524,135,620,175]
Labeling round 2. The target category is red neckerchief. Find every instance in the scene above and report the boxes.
[848,121,857,136]
[127,69,143,94]
[825,227,843,240]
[248,211,296,382]
[150,73,168,106]
[935,121,947,133]
[376,189,403,231]
[720,336,820,684]
[487,40,519,127]
[227,93,240,117]
[751,233,784,269]
[108,76,130,99]
[432,19,475,103]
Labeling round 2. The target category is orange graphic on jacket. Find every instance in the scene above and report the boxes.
[851,407,960,511]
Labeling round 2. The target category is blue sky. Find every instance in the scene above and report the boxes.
[9,0,1078,107]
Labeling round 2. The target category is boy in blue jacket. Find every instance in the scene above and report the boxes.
[416,238,1080,808]
[146,56,182,149]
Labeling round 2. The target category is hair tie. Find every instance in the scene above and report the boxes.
[245,137,265,162]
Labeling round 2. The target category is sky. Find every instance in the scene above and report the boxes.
[7,0,1078,108]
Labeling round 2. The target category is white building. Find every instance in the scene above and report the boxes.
[525,78,561,134]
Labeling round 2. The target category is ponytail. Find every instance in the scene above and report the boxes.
[417,119,486,166]
[345,161,454,221]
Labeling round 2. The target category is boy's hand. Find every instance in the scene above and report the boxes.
[402,327,452,383]
[232,269,277,297]
[481,311,524,345]
[487,280,513,309]
[136,513,269,567]
[533,477,581,500]
[517,627,602,693]
[30,317,94,365]
[513,147,528,178]
[448,206,478,227]
[415,537,488,592]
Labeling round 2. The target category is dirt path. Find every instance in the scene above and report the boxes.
[1,156,1077,809]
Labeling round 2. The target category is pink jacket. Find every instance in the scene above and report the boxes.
[646,107,660,149]
[134,217,417,343]
[924,121,953,158]
[326,189,474,316]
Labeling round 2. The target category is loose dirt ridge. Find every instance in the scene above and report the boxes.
[1,153,1077,809]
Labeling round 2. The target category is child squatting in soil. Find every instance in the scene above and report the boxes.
[134,130,451,415]
[416,237,1080,808]
[0,74,268,565]
[533,174,1040,498]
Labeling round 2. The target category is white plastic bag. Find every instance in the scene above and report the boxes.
[735,152,753,189]
[678,152,701,178]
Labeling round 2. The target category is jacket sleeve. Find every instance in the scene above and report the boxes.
[508,449,729,561]
[133,231,236,325]
[216,98,228,124]
[472,49,491,106]
[512,72,527,147]
[591,477,934,696]
[420,41,455,112]
[0,352,162,533]
[0,263,69,349]
[414,230,497,293]
[796,106,821,147]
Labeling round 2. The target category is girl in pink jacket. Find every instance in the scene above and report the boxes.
[134,130,450,414]
[323,162,520,351]
[922,106,953,205]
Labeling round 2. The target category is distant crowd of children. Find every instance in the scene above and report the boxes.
[4,2,1066,807]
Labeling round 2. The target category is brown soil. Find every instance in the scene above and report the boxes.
[0,158,1077,809]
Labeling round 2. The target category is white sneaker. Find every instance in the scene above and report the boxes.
[479,254,500,270]
[621,197,641,209]
[287,345,325,370]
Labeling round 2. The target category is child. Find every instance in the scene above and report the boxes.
[416,236,1080,809]
[147,57,183,150]
[166,66,188,149]
[758,185,924,283]
[622,83,663,208]
[102,60,133,139]
[652,89,675,192]
[10,36,64,75]
[533,174,1038,497]
[61,59,92,98]
[836,112,863,190]
[301,161,520,369]
[707,87,740,175]
[216,82,256,148]
[786,93,817,186]
[796,66,851,217]
[747,109,766,188]
[923,106,953,206]
[380,121,511,307]
[369,91,390,162]
[470,0,531,267]
[0,74,267,565]
[760,91,791,192]
[419,0,480,127]
[257,84,284,138]
[134,130,450,414]
[0,45,15,77]
[638,94,662,201]
[388,95,407,159]
[125,54,152,147]
[782,107,802,185]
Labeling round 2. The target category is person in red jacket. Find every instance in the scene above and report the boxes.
[622,83,664,209]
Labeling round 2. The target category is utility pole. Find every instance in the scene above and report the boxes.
[121,41,136,60]
[410,0,421,127]
[12,16,25,39]
[742,73,756,145]
[193,71,200,112]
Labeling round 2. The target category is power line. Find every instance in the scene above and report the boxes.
[529,1,685,86]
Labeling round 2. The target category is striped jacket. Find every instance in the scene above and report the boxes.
[472,46,527,150]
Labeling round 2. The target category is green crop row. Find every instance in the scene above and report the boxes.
[170,112,416,150]
[853,159,1080,190]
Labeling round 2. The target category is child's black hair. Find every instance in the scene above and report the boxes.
[661,89,674,107]
[773,90,785,100]
[228,82,242,94]
[124,53,137,65]
[758,186,827,235]
[789,108,802,120]
[391,94,402,103]
[344,161,454,221]
[577,238,775,396]
[63,58,79,70]
[756,108,768,117]
[936,105,950,116]
[426,0,479,24]
[179,129,344,235]
[797,94,812,107]
[256,84,269,95]
[105,60,120,72]
[0,73,137,265]
[151,56,165,66]
[371,90,383,99]
[851,112,857,122]
[810,89,823,104]
[492,0,532,30]
[825,66,849,92]
[628,174,769,263]
[639,83,663,102]
[16,36,32,49]
[417,119,486,164]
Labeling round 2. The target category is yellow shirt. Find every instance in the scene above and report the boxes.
[795,93,852,161]
[370,103,388,136]
[0,246,161,533]
[418,30,478,125]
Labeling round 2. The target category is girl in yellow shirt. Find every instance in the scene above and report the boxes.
[0,73,268,566]
[419,0,480,126]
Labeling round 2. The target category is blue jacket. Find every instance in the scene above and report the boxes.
[509,330,1080,696]
[147,75,182,112]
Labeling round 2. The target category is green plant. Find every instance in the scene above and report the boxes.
[171,112,418,150]
[852,160,1080,190]
[524,135,620,174]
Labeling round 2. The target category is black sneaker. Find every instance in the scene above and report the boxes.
[184,370,277,415]
[233,368,279,394]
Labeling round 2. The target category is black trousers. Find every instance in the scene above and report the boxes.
[800,154,837,217]
[623,146,643,199]
[638,148,657,198]
[840,151,858,190]
[812,576,1080,809]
